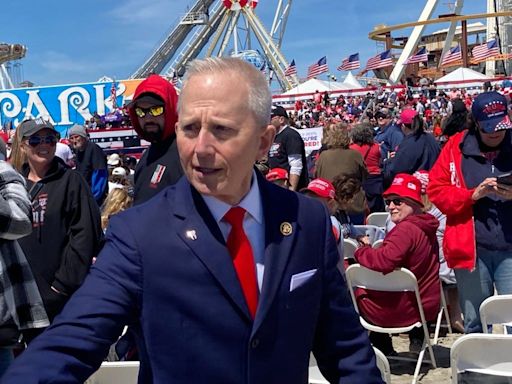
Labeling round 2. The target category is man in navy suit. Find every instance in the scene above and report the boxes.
[2,58,382,383]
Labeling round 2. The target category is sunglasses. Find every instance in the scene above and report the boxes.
[27,135,57,147]
[384,198,404,207]
[134,106,164,118]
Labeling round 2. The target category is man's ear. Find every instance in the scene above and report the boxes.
[257,125,276,160]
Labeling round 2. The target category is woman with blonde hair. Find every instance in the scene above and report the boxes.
[101,188,133,232]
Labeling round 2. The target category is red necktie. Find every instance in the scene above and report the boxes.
[224,207,259,318]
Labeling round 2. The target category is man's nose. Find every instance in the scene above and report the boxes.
[194,129,215,156]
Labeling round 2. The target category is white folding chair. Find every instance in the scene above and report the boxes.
[354,224,386,244]
[433,281,452,344]
[372,238,384,249]
[345,264,437,384]
[343,238,359,261]
[85,361,140,384]
[480,294,512,334]
[308,347,391,384]
[450,333,512,384]
[366,212,390,229]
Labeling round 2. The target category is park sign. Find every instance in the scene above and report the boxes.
[0,79,143,136]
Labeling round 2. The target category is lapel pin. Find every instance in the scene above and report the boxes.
[186,230,197,240]
[280,222,293,236]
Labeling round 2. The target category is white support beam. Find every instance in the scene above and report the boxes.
[388,0,440,84]
[438,0,465,68]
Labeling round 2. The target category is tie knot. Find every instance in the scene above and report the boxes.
[223,207,246,228]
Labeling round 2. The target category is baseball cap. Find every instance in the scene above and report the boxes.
[471,91,512,133]
[375,108,391,119]
[127,93,165,108]
[266,168,288,182]
[68,124,88,138]
[301,178,335,199]
[18,118,57,138]
[270,105,289,119]
[383,173,423,207]
[107,153,121,166]
[413,170,429,194]
[399,109,418,125]
[112,167,127,177]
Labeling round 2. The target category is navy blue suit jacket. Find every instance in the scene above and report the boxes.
[2,174,382,384]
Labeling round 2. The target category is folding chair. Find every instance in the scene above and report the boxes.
[343,238,359,261]
[372,239,384,249]
[345,264,437,384]
[480,294,512,334]
[366,212,390,229]
[433,281,452,344]
[450,333,512,384]
[354,224,386,244]
[85,361,140,384]
[308,347,391,384]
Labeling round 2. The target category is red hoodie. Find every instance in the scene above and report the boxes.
[354,213,441,327]
[128,74,179,142]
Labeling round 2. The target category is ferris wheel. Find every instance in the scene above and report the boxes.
[0,43,26,90]
[129,0,297,91]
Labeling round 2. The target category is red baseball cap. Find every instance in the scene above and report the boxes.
[266,168,288,181]
[383,173,423,206]
[301,178,335,199]
[399,109,418,125]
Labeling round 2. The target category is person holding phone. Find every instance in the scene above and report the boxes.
[428,91,512,333]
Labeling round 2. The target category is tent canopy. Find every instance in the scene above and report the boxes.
[282,78,350,95]
[341,72,363,89]
[435,67,489,83]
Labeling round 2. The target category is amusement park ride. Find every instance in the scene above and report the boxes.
[0,43,26,89]
[129,0,297,92]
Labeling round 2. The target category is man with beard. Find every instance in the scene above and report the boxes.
[128,74,183,205]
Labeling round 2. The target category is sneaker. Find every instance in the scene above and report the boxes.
[409,338,423,353]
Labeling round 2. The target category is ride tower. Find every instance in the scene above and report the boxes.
[129,0,297,91]
[0,43,26,90]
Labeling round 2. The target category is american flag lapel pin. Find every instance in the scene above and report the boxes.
[186,230,197,241]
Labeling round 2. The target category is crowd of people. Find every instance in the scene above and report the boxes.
[0,57,510,382]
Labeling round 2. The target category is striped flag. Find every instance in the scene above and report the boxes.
[307,56,328,79]
[337,53,360,71]
[171,72,179,87]
[441,45,462,66]
[110,81,118,109]
[472,39,500,62]
[284,60,297,77]
[365,50,393,70]
[403,47,428,65]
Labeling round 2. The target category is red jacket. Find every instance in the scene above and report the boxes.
[427,131,477,270]
[128,74,179,142]
[354,214,440,327]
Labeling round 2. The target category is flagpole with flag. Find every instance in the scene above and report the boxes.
[440,45,462,67]
[403,47,428,65]
[337,53,360,71]
[472,39,500,63]
[365,50,393,71]
[307,56,328,80]
[284,59,297,77]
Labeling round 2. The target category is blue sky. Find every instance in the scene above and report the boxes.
[2,0,486,87]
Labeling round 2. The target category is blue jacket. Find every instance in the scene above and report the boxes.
[375,122,404,161]
[2,174,382,384]
[383,132,440,186]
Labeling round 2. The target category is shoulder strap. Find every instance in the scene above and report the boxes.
[28,182,44,202]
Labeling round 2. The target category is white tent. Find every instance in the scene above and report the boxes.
[435,67,490,89]
[281,78,349,96]
[341,72,363,89]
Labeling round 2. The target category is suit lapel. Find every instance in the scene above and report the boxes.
[172,178,252,320]
[253,175,300,333]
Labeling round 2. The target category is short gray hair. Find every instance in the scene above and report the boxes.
[179,57,271,127]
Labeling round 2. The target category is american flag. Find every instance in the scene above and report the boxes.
[171,73,179,87]
[337,53,360,71]
[307,56,328,79]
[365,50,393,70]
[472,39,500,62]
[403,47,428,65]
[441,45,462,66]
[284,60,297,77]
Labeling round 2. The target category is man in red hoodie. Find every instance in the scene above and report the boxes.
[128,74,184,205]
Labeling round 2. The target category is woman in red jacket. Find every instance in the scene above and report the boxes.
[428,91,512,333]
[354,173,440,355]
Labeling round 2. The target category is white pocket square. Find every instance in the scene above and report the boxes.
[289,269,317,292]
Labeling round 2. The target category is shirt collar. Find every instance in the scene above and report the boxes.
[202,171,263,225]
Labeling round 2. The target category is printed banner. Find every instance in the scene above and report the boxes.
[296,127,323,156]
[0,79,144,135]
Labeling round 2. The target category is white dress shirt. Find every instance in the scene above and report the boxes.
[202,172,265,291]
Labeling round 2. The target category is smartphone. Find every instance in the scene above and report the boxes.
[497,172,512,186]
